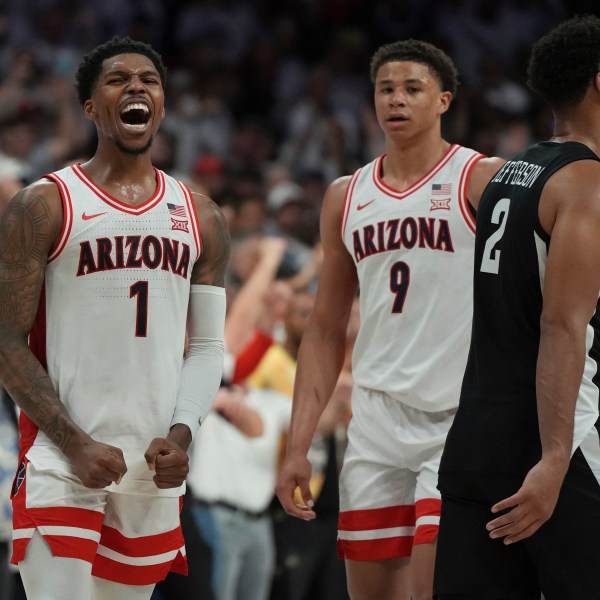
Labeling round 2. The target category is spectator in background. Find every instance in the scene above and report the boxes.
[249,287,351,600]
[189,386,291,600]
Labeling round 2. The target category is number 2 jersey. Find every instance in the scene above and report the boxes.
[24,164,201,495]
[342,144,484,412]
[441,141,600,476]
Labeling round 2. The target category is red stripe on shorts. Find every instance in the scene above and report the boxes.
[100,524,185,556]
[92,553,186,586]
[338,504,415,531]
[91,524,187,585]
[337,534,414,561]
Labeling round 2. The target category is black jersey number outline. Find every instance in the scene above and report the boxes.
[130,280,149,337]
[480,197,511,275]
[390,260,410,313]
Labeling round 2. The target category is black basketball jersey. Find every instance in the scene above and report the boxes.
[440,141,600,476]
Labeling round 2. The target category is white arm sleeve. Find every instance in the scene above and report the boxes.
[171,284,226,436]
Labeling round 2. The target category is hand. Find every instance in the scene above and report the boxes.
[275,454,316,520]
[70,440,127,489]
[486,459,565,544]
[144,438,189,489]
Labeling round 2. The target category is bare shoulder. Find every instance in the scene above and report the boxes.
[190,191,231,286]
[323,175,352,205]
[0,178,63,332]
[0,178,64,257]
[540,158,600,233]
[321,175,352,222]
[468,156,506,210]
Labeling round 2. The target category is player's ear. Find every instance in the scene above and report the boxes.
[83,99,97,121]
[438,91,452,115]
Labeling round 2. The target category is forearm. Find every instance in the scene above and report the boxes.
[536,318,584,471]
[0,339,90,459]
[286,324,346,457]
[171,285,226,436]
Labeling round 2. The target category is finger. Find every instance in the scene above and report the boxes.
[503,520,543,545]
[297,483,314,510]
[491,493,520,514]
[486,509,520,532]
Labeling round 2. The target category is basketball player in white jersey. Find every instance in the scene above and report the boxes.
[276,39,504,600]
[0,38,230,600]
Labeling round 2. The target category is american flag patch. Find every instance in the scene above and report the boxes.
[431,183,452,195]
[168,203,187,218]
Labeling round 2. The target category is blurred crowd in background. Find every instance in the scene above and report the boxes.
[0,1,597,599]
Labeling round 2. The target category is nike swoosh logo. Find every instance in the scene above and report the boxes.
[82,212,107,220]
[357,199,376,211]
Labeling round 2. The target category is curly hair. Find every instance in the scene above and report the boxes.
[74,36,167,106]
[369,39,458,95]
[528,15,600,111]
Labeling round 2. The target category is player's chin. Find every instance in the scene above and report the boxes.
[115,136,154,156]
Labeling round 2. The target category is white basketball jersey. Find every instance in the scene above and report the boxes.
[342,145,483,411]
[24,164,201,495]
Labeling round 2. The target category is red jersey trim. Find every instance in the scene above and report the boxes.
[71,164,165,215]
[458,153,484,234]
[372,144,460,199]
[341,169,362,239]
[177,180,202,258]
[45,174,73,262]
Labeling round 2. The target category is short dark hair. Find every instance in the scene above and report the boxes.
[74,36,167,106]
[528,15,600,111]
[369,39,458,95]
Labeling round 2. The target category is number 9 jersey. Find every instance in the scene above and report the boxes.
[341,145,483,412]
[24,163,201,496]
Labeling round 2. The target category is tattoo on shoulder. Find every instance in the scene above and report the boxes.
[0,190,53,326]
[0,190,53,279]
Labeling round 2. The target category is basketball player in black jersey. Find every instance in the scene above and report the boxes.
[434,15,600,599]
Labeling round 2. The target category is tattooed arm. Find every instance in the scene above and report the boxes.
[0,181,127,488]
[145,192,231,488]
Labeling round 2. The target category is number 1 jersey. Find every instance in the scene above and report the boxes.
[24,164,201,495]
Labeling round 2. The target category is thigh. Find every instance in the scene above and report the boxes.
[346,556,410,600]
[528,441,600,599]
[434,473,540,600]
[11,460,106,567]
[92,492,186,586]
[338,388,417,561]
[20,532,96,600]
[412,410,455,547]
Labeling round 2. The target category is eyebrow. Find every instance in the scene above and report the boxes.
[377,77,426,85]
[104,68,160,78]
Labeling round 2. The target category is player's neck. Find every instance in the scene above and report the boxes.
[79,153,158,207]
[551,106,600,157]
[382,136,451,190]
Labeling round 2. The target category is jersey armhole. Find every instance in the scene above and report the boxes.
[178,181,202,260]
[341,168,362,239]
[44,173,73,262]
[458,153,484,235]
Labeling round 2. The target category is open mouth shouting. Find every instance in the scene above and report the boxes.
[120,102,151,130]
